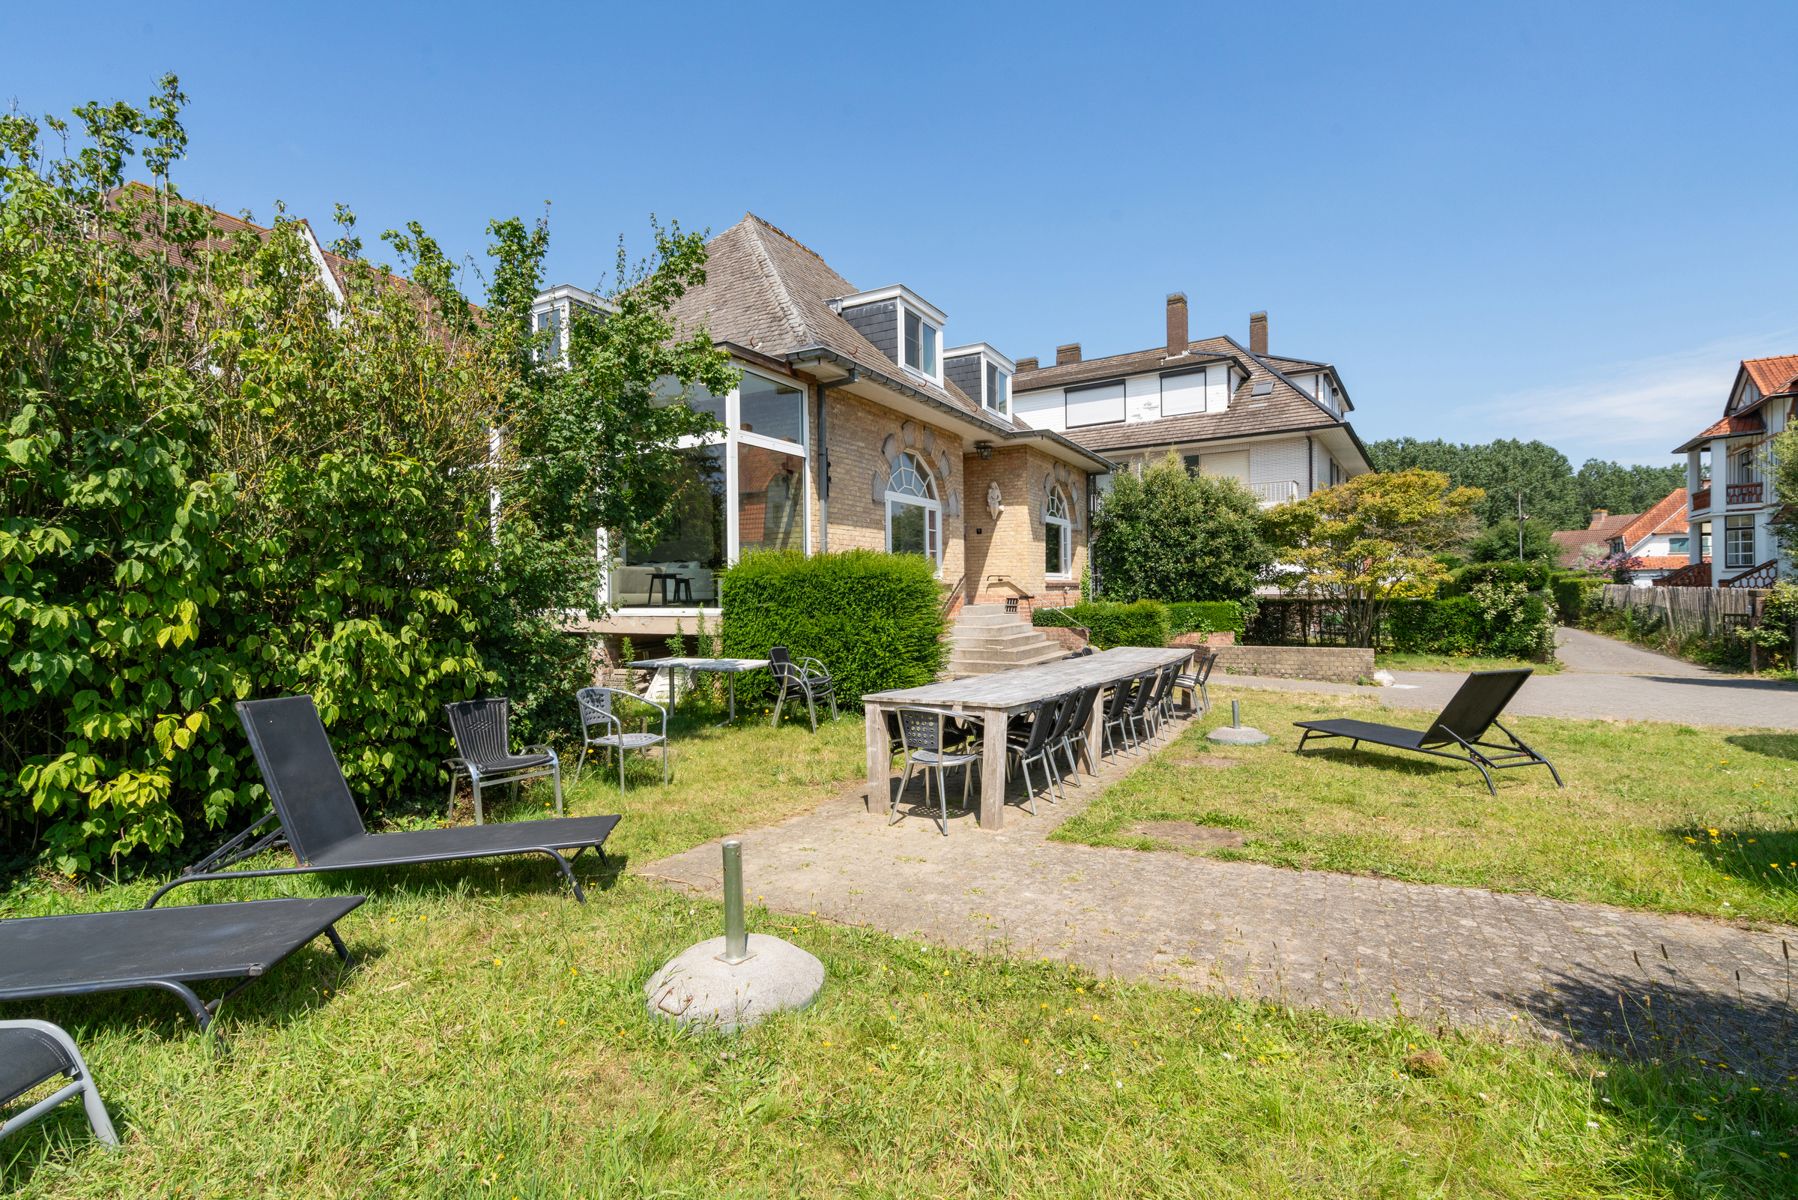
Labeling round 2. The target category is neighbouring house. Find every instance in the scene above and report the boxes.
[1607,489,1698,586]
[1008,296,1372,506]
[533,214,1112,638]
[1670,354,1798,588]
[1550,507,1641,570]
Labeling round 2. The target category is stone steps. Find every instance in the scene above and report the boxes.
[943,603,1070,676]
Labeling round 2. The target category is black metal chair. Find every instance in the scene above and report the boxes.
[1007,694,1068,813]
[769,646,839,732]
[1118,673,1157,752]
[891,706,982,834]
[574,686,669,790]
[149,695,620,905]
[1053,682,1104,780]
[1139,664,1180,741]
[1294,668,1563,795]
[1174,651,1217,716]
[444,698,562,824]
[1100,677,1136,758]
[1,1020,118,1146]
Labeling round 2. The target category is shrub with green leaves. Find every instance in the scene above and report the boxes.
[1550,573,1604,627]
[1090,454,1271,602]
[1164,600,1249,636]
[1385,584,1554,661]
[1035,601,1171,648]
[719,550,946,706]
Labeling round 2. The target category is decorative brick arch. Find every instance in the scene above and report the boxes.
[1030,461,1083,533]
[872,423,961,518]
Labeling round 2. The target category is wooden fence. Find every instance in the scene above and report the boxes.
[1598,584,1765,636]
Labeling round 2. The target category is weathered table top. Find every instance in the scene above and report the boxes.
[862,646,1192,715]
[631,657,771,673]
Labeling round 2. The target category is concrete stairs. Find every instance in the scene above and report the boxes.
[944,603,1070,676]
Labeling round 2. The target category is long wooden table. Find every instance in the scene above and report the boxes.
[861,646,1194,830]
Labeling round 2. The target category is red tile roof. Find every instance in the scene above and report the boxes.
[1631,555,1698,571]
[1612,488,1689,548]
[1744,355,1798,399]
[1549,510,1640,566]
[1673,411,1764,453]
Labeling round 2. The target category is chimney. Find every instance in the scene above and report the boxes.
[1015,356,1039,372]
[1055,343,1082,366]
[1249,311,1268,355]
[1165,292,1188,357]
[1588,508,1609,528]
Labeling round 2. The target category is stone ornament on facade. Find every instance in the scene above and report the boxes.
[1030,462,1085,533]
[986,480,1004,520]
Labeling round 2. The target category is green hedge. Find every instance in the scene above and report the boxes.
[1166,600,1249,636]
[718,550,945,708]
[1550,574,1605,626]
[1034,601,1170,648]
[1385,592,1554,660]
[1440,560,1554,596]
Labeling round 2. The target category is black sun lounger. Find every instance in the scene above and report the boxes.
[149,695,620,907]
[0,897,363,1032]
[1,1020,119,1146]
[1293,668,1563,794]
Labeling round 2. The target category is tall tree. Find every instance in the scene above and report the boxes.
[1263,469,1484,646]
[1369,438,1583,529]
[1574,458,1687,516]
[1091,454,1272,602]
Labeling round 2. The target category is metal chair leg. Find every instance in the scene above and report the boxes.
[551,763,564,816]
[472,780,485,825]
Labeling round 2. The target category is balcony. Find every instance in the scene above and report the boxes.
[1248,479,1300,507]
[1690,486,1711,512]
[1726,481,1764,506]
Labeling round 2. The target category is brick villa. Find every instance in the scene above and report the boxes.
[538,216,1375,640]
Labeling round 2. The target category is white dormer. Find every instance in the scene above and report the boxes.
[944,342,1016,418]
[529,284,612,365]
[836,285,946,385]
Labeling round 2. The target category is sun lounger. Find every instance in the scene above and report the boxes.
[1293,668,1563,794]
[149,695,619,906]
[1,1020,119,1146]
[0,897,363,1032]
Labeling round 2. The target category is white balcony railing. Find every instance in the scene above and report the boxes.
[1248,480,1301,507]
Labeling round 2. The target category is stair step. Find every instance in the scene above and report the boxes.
[950,628,1054,647]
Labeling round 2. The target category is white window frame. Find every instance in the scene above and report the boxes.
[1044,486,1073,580]
[1065,379,1126,428]
[600,365,811,613]
[884,451,943,571]
[901,302,942,383]
[1724,514,1756,570]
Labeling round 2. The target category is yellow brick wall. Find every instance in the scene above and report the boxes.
[962,446,1086,606]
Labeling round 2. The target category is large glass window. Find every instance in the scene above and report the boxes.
[1045,487,1072,577]
[613,445,726,606]
[1725,515,1756,570]
[608,368,807,607]
[985,361,1009,414]
[903,308,939,377]
[886,452,941,566]
[739,373,804,443]
[737,442,805,554]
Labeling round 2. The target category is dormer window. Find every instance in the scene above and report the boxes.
[986,361,1009,415]
[528,284,612,367]
[532,306,562,363]
[903,308,939,378]
[944,343,1016,418]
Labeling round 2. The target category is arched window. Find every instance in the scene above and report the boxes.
[1044,486,1072,578]
[886,452,941,566]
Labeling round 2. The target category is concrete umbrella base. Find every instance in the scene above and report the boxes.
[645,934,824,1033]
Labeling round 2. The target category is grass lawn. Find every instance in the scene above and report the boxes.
[5,705,1797,1196]
[1055,688,1798,925]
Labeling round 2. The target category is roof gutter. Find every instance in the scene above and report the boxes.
[785,345,1112,472]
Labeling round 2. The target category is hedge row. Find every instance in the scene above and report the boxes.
[718,550,946,706]
[1386,592,1555,660]
[1034,598,1250,649]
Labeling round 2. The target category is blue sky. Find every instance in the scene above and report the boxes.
[4,1,1794,465]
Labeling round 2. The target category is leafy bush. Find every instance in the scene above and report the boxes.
[1440,560,1553,596]
[1035,601,1171,649]
[1090,455,1271,602]
[1385,583,1554,660]
[718,551,946,706]
[1550,573,1605,627]
[1165,600,1249,636]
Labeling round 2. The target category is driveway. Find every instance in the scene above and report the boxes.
[1220,626,1798,728]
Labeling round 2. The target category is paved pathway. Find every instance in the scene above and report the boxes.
[1221,627,1798,728]
[647,717,1798,1078]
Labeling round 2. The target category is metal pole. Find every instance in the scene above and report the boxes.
[721,840,748,963]
[1231,700,1242,729]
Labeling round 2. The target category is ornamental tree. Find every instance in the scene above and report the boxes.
[1263,468,1485,646]
[1090,454,1273,602]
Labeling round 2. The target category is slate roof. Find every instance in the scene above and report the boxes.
[1013,333,1358,457]
[660,214,1109,468]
